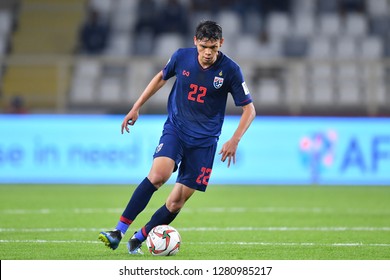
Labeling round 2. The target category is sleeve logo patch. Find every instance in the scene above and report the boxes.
[242,82,250,95]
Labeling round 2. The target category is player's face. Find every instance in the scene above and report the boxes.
[194,37,224,68]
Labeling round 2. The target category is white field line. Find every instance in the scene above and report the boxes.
[2,207,390,215]
[1,227,390,232]
[0,239,389,247]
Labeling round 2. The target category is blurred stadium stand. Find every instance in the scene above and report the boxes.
[0,0,390,116]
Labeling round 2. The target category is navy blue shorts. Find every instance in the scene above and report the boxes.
[153,129,217,192]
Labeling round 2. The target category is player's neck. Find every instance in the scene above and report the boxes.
[198,52,220,69]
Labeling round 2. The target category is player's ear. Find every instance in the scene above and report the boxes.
[219,38,224,47]
[193,36,197,46]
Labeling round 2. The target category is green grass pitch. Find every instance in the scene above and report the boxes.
[0,184,389,260]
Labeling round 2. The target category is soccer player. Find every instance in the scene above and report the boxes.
[98,20,256,254]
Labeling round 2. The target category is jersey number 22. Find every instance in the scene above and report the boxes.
[188,84,207,104]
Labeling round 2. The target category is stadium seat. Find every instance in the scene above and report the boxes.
[366,0,389,16]
[89,0,112,17]
[336,63,360,81]
[242,11,263,35]
[111,11,134,32]
[0,10,12,35]
[110,0,138,33]
[98,77,123,103]
[292,13,315,37]
[371,83,387,105]
[318,14,341,38]
[310,81,335,105]
[307,63,335,106]
[70,59,101,104]
[337,81,362,105]
[316,0,339,14]
[216,10,242,38]
[334,36,358,59]
[70,78,96,103]
[154,33,184,58]
[256,36,284,59]
[284,36,308,57]
[308,37,332,59]
[360,60,385,107]
[266,12,291,40]
[369,16,390,38]
[285,63,308,106]
[235,35,261,59]
[132,30,154,55]
[310,64,333,81]
[344,13,368,38]
[292,0,316,16]
[105,32,131,56]
[74,59,101,79]
[125,59,155,103]
[114,0,139,12]
[256,79,282,105]
[360,37,384,59]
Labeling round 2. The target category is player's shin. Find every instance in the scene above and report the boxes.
[135,204,179,242]
[116,177,157,234]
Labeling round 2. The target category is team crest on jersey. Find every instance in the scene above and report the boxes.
[213,76,224,89]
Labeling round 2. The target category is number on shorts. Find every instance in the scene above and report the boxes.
[196,167,212,185]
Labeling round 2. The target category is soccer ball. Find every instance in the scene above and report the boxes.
[146,225,181,256]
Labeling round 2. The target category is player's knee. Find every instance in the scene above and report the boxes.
[166,200,183,213]
[148,173,169,188]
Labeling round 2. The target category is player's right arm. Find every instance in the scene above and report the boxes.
[121,70,167,134]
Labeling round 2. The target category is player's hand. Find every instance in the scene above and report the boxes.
[121,110,139,134]
[218,138,239,168]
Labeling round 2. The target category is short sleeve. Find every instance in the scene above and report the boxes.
[229,67,253,106]
[162,50,179,80]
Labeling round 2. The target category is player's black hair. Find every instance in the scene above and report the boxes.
[195,20,223,41]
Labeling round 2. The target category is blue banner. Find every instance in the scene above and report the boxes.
[0,115,389,185]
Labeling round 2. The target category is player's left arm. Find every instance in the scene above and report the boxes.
[121,71,167,134]
[219,102,256,167]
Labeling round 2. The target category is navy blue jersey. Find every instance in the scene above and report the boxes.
[162,47,252,147]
